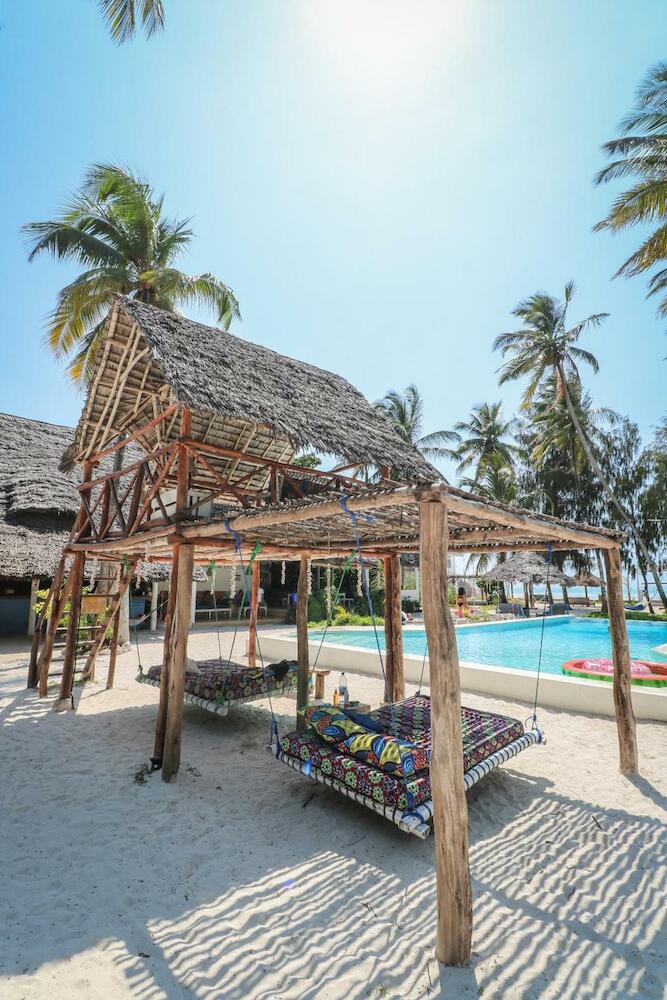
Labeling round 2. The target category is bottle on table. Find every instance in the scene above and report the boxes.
[338,672,349,707]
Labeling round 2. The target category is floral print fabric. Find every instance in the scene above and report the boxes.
[280,695,525,811]
[146,659,298,705]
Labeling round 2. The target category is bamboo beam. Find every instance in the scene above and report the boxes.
[161,543,195,782]
[419,498,472,966]
[154,546,180,763]
[248,560,259,667]
[604,546,638,774]
[384,554,405,703]
[296,554,310,732]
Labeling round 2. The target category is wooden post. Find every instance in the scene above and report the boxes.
[604,546,638,774]
[383,554,405,703]
[155,407,191,767]
[161,543,195,781]
[37,564,74,697]
[154,547,180,763]
[248,559,259,667]
[296,555,310,732]
[106,604,121,690]
[56,550,86,707]
[420,498,472,967]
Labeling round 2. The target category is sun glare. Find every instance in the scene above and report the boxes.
[299,0,469,99]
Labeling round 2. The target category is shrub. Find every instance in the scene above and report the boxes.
[589,610,666,623]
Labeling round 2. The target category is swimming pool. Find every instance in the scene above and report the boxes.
[307,617,667,676]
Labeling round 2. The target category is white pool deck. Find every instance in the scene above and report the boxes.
[251,619,667,723]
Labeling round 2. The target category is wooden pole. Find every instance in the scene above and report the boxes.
[161,543,195,781]
[604,546,638,774]
[296,555,310,732]
[154,546,180,763]
[383,557,394,703]
[419,498,472,967]
[248,559,259,667]
[37,566,75,697]
[106,603,121,690]
[150,581,159,631]
[27,577,40,636]
[383,555,405,702]
[56,550,86,707]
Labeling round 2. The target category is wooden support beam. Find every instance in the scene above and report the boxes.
[154,546,180,763]
[161,543,195,782]
[106,603,121,690]
[86,401,178,464]
[383,554,405,703]
[248,559,260,667]
[419,498,472,967]
[604,546,639,774]
[56,550,86,707]
[296,554,310,732]
[37,569,75,697]
[28,569,63,689]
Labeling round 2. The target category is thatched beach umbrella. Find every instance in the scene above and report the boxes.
[573,570,602,602]
[480,552,575,607]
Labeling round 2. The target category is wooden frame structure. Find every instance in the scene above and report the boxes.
[30,298,637,967]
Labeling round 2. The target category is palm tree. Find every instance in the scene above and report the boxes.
[528,376,619,474]
[594,63,667,316]
[374,385,459,464]
[100,0,165,43]
[23,163,239,381]
[494,283,667,609]
[452,401,521,480]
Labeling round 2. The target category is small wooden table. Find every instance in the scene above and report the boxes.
[313,669,330,700]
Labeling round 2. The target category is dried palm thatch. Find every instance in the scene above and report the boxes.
[0,412,202,583]
[479,552,575,586]
[573,571,603,587]
[62,297,437,487]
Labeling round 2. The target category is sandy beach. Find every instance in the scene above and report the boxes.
[1,626,665,1000]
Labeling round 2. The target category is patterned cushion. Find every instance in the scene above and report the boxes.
[305,703,429,778]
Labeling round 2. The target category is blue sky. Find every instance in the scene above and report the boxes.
[1,0,665,477]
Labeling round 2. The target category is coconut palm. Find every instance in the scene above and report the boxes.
[452,401,521,480]
[23,163,239,382]
[374,385,459,463]
[100,0,165,43]
[494,283,667,608]
[594,63,667,316]
[528,376,619,474]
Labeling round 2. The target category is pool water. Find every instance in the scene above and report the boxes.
[307,617,667,676]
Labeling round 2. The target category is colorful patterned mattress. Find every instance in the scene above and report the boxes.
[279,695,526,813]
[145,659,298,706]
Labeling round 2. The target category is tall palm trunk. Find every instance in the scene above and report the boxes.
[558,364,667,610]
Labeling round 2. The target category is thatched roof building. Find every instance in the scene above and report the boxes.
[62,296,436,489]
[0,411,201,584]
[479,552,575,586]
[0,412,80,580]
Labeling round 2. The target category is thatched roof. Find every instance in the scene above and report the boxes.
[62,297,436,487]
[479,552,575,586]
[574,571,603,587]
[0,412,202,582]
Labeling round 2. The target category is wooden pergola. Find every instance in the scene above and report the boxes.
[28,298,636,967]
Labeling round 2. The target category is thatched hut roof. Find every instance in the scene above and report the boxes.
[479,552,575,586]
[573,571,603,587]
[0,412,202,583]
[62,297,436,488]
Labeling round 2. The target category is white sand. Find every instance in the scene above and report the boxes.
[1,627,665,1000]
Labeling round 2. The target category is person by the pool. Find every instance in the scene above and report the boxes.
[456,587,469,618]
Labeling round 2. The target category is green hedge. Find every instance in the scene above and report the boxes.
[589,610,666,623]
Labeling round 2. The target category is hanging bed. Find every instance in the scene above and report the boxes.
[137,658,299,716]
[277,695,538,838]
